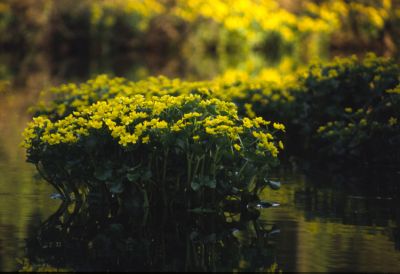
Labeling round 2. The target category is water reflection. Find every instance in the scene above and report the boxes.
[22,200,279,272]
[261,170,400,272]
[0,90,60,272]
[8,168,400,272]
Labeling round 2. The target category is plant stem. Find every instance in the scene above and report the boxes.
[162,149,169,207]
[186,153,193,208]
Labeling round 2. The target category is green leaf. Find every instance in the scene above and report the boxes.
[127,173,140,182]
[204,178,216,189]
[191,176,216,191]
[191,180,201,191]
[142,170,152,181]
[94,168,113,181]
[84,136,97,152]
[109,179,124,194]
[176,139,186,151]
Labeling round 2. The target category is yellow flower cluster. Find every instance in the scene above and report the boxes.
[172,0,341,42]
[24,94,285,158]
[90,0,164,29]
[36,73,294,121]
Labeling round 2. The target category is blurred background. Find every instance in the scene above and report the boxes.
[0,0,399,86]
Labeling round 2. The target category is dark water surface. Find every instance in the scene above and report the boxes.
[0,53,400,272]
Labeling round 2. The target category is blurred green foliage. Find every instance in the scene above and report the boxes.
[0,0,399,58]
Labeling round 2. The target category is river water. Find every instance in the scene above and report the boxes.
[0,53,399,272]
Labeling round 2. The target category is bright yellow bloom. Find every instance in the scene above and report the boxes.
[273,122,285,131]
[88,120,103,129]
[142,136,150,144]
[25,91,285,159]
[243,118,253,128]
[234,144,241,151]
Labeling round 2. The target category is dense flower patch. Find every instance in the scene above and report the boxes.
[24,94,285,208]
[34,73,293,121]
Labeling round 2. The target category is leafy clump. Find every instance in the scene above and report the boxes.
[286,54,400,165]
[23,94,285,209]
[315,87,400,165]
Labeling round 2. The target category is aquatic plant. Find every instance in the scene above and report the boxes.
[31,53,400,169]
[23,94,285,209]
[283,54,400,165]
[315,85,400,166]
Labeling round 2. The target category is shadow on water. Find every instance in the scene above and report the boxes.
[21,200,280,272]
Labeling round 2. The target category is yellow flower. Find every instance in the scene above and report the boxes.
[105,119,116,130]
[317,126,326,133]
[243,118,253,128]
[244,103,256,118]
[119,133,138,146]
[388,117,397,126]
[76,127,89,136]
[359,118,367,126]
[171,124,181,132]
[273,122,285,131]
[233,144,241,151]
[345,107,352,113]
[205,127,216,135]
[46,133,62,145]
[142,136,150,144]
[155,120,168,129]
[88,120,103,129]
[183,112,202,120]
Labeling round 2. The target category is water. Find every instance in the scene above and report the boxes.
[0,92,61,271]
[261,171,400,272]
[0,54,400,272]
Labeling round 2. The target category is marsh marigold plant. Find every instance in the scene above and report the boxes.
[24,93,285,209]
